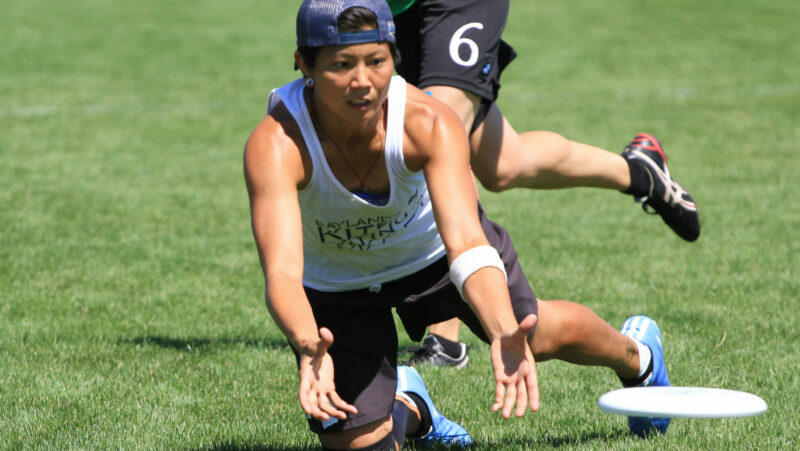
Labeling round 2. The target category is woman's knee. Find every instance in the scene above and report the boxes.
[318,417,394,450]
[529,299,585,358]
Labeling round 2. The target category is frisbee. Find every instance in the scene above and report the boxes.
[598,386,767,418]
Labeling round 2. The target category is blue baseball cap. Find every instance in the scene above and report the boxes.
[296,0,396,47]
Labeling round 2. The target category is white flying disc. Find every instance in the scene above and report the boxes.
[598,386,767,418]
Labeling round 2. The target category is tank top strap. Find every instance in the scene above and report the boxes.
[384,76,409,176]
[269,79,327,189]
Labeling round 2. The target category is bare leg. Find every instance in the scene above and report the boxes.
[427,317,462,342]
[531,299,639,379]
[318,396,421,450]
[470,104,630,192]
[425,85,631,193]
[318,417,395,450]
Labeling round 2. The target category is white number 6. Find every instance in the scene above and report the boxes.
[449,22,484,67]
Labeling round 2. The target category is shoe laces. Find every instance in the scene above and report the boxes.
[641,179,695,214]
[627,149,688,211]
[401,342,438,363]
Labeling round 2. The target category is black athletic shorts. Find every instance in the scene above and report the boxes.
[394,0,517,132]
[298,204,538,433]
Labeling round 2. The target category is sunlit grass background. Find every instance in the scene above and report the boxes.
[2,0,798,448]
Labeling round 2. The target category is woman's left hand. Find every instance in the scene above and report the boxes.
[489,314,539,418]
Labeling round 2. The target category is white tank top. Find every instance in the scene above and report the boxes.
[267,76,446,291]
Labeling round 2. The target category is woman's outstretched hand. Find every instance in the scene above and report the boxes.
[297,327,358,421]
[490,314,539,418]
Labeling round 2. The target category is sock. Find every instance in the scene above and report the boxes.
[622,157,651,197]
[401,391,432,439]
[429,334,462,358]
[636,340,652,378]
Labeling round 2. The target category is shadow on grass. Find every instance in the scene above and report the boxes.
[118,335,291,352]
[194,446,316,451]
[191,429,630,450]
[471,429,631,448]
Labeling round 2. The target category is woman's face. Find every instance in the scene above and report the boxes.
[307,41,394,125]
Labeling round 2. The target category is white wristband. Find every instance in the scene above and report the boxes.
[449,245,507,298]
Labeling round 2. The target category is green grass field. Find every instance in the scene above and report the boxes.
[2,0,798,448]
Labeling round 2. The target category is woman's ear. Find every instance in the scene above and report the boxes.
[294,51,310,78]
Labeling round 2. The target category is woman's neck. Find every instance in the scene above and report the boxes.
[306,88,389,194]
[311,97,383,145]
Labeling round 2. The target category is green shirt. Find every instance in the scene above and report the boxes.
[386,0,417,16]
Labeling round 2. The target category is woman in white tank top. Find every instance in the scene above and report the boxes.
[245,1,534,444]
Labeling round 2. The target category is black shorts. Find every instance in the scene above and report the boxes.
[394,0,517,131]
[298,205,538,433]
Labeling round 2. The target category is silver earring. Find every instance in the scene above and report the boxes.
[305,78,314,88]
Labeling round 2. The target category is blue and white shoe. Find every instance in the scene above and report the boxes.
[396,365,472,447]
[620,315,671,437]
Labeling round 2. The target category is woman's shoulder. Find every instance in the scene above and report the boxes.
[244,100,309,186]
[403,84,452,128]
[401,83,468,167]
[248,102,303,156]
[405,84,463,139]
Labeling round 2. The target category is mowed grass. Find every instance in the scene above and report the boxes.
[1,0,797,449]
